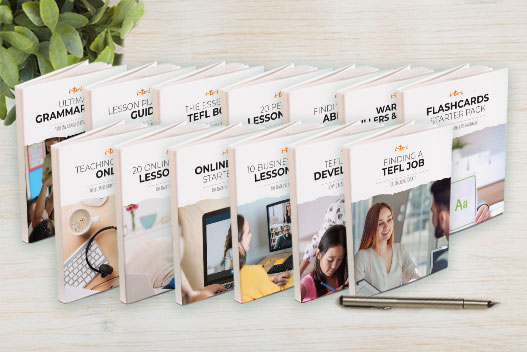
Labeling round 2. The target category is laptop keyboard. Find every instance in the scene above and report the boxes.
[267,255,294,274]
[222,281,234,290]
[64,239,109,288]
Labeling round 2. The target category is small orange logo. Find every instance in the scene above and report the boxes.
[274,91,282,99]
[222,149,228,156]
[206,89,219,96]
[390,92,397,99]
[334,93,337,99]
[137,88,150,96]
[449,90,463,97]
[105,148,113,155]
[394,144,408,152]
[69,86,82,94]
[281,147,288,153]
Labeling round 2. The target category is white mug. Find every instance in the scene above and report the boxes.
[68,208,100,236]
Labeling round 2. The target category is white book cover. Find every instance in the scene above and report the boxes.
[227,122,323,303]
[15,62,127,243]
[336,66,433,126]
[282,65,379,125]
[169,124,262,305]
[51,122,149,303]
[288,122,412,302]
[114,122,211,303]
[342,125,453,297]
[85,63,196,129]
[221,64,332,127]
[397,65,508,233]
[152,62,263,127]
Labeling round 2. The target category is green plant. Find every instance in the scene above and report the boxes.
[452,137,468,150]
[0,0,144,125]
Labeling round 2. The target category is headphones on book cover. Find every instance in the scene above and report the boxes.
[85,225,117,278]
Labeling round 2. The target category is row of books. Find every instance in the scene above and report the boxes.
[15,61,508,304]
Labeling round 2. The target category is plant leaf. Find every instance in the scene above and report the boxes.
[67,54,81,65]
[4,104,16,125]
[89,29,106,53]
[38,40,49,59]
[0,78,15,98]
[111,0,134,26]
[55,21,83,57]
[90,0,108,24]
[80,0,96,15]
[0,31,34,52]
[0,95,6,120]
[0,4,13,24]
[14,13,39,30]
[61,0,74,13]
[0,47,19,87]
[49,31,67,69]
[21,2,43,26]
[7,46,28,65]
[59,12,88,28]
[95,44,113,64]
[120,1,143,39]
[19,59,34,81]
[40,0,59,31]
[14,26,39,53]
[36,53,53,74]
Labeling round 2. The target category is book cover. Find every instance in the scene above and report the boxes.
[342,125,453,296]
[169,124,261,305]
[114,123,210,304]
[288,122,410,302]
[15,62,127,243]
[85,63,195,129]
[336,66,433,126]
[397,65,508,233]
[228,122,322,303]
[51,122,148,303]
[221,64,331,127]
[152,62,263,127]
[282,65,379,125]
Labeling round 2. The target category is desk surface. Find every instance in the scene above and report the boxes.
[1,0,526,350]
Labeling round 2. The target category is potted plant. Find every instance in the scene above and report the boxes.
[0,0,144,125]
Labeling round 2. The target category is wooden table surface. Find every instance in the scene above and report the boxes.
[1,0,526,350]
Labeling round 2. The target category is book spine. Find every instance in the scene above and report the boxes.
[228,147,242,303]
[341,146,356,296]
[220,90,229,126]
[15,88,29,243]
[152,88,161,125]
[169,150,183,305]
[113,147,128,303]
[51,147,66,302]
[336,92,346,125]
[288,147,302,302]
[84,89,93,130]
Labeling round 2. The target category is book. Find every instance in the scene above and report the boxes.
[282,65,379,125]
[113,122,211,304]
[342,124,453,296]
[288,121,412,302]
[51,121,149,303]
[84,63,195,129]
[152,62,263,127]
[336,66,433,126]
[16,61,127,243]
[168,124,262,305]
[396,64,508,233]
[221,64,331,127]
[227,121,323,303]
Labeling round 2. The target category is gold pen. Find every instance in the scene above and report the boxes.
[339,295,498,309]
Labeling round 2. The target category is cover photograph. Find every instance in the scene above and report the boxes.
[228,122,322,303]
[342,125,453,296]
[114,122,210,303]
[51,122,148,303]
[169,124,261,305]
[397,64,508,233]
[15,61,126,243]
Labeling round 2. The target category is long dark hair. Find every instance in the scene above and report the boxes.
[312,224,347,297]
[225,215,247,268]
[29,218,55,243]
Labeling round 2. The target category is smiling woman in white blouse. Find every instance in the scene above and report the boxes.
[354,202,420,292]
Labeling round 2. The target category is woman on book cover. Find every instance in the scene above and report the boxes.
[300,224,348,302]
[234,215,292,303]
[353,202,420,292]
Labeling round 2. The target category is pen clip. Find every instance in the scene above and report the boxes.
[363,305,392,310]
